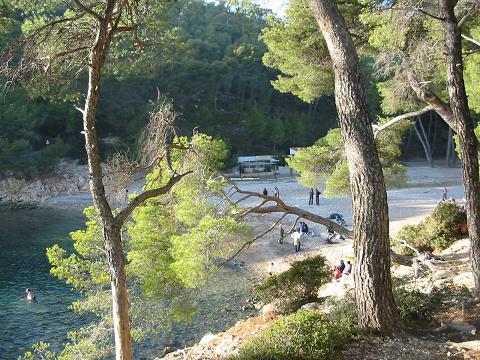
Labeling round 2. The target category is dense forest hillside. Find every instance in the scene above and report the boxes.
[0,0,339,175]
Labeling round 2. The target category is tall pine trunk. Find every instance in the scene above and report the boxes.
[308,0,400,334]
[82,7,133,359]
[439,0,480,292]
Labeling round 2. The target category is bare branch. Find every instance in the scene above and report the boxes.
[115,172,192,226]
[72,0,102,21]
[388,6,446,21]
[223,175,353,238]
[40,46,90,72]
[462,33,480,47]
[373,106,433,137]
[458,1,480,28]
[403,56,456,131]
[237,199,270,219]
[216,213,288,269]
[137,98,179,171]
[113,25,139,34]
[74,105,85,114]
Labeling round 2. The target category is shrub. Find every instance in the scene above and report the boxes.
[393,279,432,323]
[325,291,359,330]
[254,255,331,313]
[393,278,473,324]
[231,310,351,360]
[395,203,467,255]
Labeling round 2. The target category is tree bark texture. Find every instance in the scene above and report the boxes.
[308,0,401,334]
[82,2,133,358]
[439,0,480,292]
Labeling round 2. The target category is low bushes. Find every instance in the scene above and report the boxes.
[396,202,467,255]
[254,255,330,313]
[393,278,473,324]
[230,310,351,360]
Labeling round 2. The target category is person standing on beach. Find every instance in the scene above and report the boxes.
[263,188,268,196]
[291,230,301,252]
[274,186,280,198]
[308,188,314,205]
[442,187,448,201]
[279,224,284,244]
[315,188,321,205]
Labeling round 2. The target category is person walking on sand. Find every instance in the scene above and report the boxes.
[274,186,280,198]
[442,186,448,201]
[308,188,314,205]
[263,188,268,196]
[315,188,321,205]
[291,230,301,252]
[279,224,284,244]
[268,262,274,276]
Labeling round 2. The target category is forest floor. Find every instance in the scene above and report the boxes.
[161,162,480,359]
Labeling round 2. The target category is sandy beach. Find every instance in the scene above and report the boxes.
[230,162,464,275]
[43,162,465,276]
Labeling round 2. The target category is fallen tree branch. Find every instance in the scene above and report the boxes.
[216,213,288,269]
[222,176,353,238]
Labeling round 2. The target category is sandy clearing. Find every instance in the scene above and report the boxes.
[231,163,464,275]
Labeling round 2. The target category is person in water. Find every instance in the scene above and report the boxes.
[25,288,36,301]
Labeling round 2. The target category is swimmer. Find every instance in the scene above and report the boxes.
[25,288,36,302]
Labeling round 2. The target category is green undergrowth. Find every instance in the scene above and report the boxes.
[395,202,467,256]
[254,255,330,314]
[230,310,353,360]
[393,278,473,325]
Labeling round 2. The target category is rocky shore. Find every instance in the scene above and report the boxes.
[0,160,89,206]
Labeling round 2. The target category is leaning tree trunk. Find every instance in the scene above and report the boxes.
[82,6,133,359]
[440,0,480,293]
[308,0,401,334]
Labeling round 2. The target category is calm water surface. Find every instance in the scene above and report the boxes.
[0,207,87,358]
[0,207,256,359]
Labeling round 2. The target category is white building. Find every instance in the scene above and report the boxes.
[238,155,279,174]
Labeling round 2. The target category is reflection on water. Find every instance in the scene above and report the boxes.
[0,207,257,359]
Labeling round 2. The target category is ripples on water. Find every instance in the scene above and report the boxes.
[0,207,87,358]
[0,207,257,359]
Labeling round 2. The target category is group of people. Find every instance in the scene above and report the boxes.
[332,259,352,281]
[440,187,458,205]
[308,188,322,205]
[262,186,280,198]
[279,221,313,252]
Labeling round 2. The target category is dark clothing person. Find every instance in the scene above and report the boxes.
[263,188,268,196]
[279,224,284,244]
[315,188,321,205]
[338,260,345,273]
[308,188,314,205]
[303,222,309,234]
[329,213,347,227]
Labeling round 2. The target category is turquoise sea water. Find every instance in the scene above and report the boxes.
[0,207,87,358]
[0,206,256,359]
